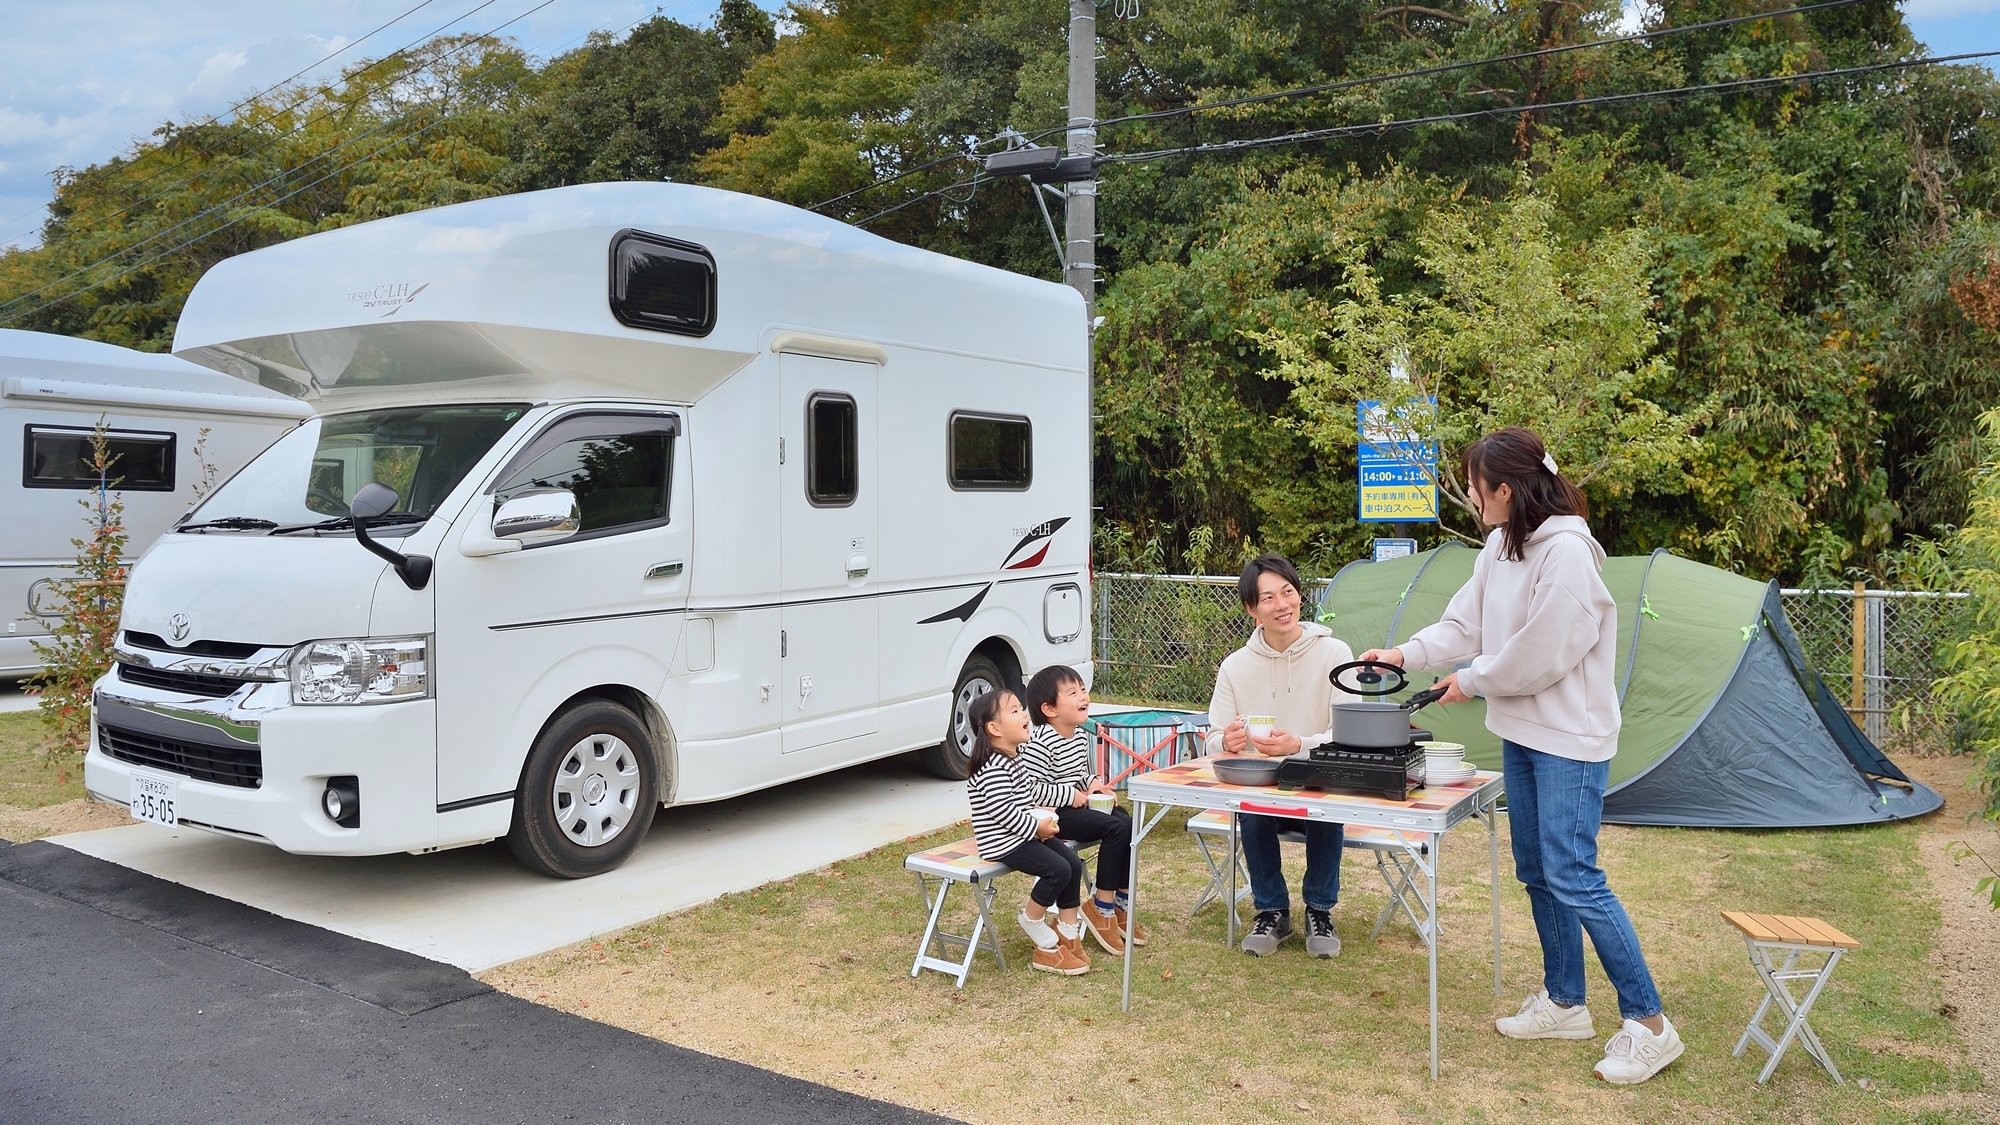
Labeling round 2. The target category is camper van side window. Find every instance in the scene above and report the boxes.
[609,230,716,337]
[806,394,858,507]
[491,412,678,542]
[948,412,1031,491]
[23,426,176,492]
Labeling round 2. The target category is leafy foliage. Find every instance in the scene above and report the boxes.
[26,421,131,762]
[1930,409,2000,825]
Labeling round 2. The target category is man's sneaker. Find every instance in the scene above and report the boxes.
[1115,906,1148,947]
[1305,908,1341,959]
[1082,901,1126,954]
[1031,941,1090,976]
[1241,909,1293,956]
[1496,991,1597,1040]
[1594,1017,1684,1084]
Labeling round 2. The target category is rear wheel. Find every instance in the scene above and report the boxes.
[508,701,659,879]
[919,655,1007,780]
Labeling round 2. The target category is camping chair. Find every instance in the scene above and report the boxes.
[1722,911,1860,1084]
[1185,809,1429,940]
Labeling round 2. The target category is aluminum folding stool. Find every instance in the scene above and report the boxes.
[905,839,1011,987]
[1184,809,1430,940]
[1722,911,1861,1084]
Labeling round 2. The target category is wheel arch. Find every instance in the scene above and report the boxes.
[527,685,679,806]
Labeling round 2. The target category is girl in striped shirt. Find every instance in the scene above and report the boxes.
[964,689,1091,975]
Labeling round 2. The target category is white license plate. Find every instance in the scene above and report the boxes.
[129,771,180,828]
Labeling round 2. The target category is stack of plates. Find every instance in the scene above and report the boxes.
[1417,741,1476,786]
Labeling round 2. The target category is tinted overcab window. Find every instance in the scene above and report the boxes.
[948,413,1031,490]
[609,230,715,337]
[807,394,857,506]
[493,412,678,538]
[24,426,175,491]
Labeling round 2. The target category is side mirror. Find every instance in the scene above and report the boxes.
[493,488,580,545]
[350,481,401,521]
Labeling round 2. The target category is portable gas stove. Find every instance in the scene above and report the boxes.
[1275,739,1427,800]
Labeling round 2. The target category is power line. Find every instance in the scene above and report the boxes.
[849,49,1996,230]
[1099,49,2000,165]
[0,0,564,321]
[17,0,513,249]
[811,0,1876,215]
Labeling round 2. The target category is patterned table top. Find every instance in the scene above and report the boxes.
[1129,758,1503,834]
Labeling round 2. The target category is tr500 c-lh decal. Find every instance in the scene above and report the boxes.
[916,516,1071,625]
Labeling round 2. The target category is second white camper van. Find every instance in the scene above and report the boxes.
[85,183,1092,877]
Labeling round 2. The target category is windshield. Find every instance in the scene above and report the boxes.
[184,404,529,530]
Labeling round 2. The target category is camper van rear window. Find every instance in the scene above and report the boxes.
[948,413,1032,491]
[609,230,716,337]
[23,426,176,492]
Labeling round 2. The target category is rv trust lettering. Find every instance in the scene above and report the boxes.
[348,281,430,316]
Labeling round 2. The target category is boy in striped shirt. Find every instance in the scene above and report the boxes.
[1019,665,1145,954]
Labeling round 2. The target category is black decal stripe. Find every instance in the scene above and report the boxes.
[437,791,513,813]
[997,570,1081,585]
[490,581,993,631]
[918,583,992,625]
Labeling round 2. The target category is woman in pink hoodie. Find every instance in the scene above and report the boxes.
[1361,427,1683,1086]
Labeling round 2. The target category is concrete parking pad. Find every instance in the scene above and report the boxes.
[48,758,967,971]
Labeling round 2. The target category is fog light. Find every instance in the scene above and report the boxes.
[322,777,360,828]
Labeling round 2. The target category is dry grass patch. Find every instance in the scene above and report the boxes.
[0,710,130,841]
[489,766,1985,1125]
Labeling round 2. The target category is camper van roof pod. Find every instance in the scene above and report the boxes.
[171,182,1087,408]
[0,328,311,421]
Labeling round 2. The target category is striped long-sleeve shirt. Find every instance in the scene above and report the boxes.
[1017,725,1092,807]
[968,751,1041,859]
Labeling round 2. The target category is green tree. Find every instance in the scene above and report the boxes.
[28,421,131,762]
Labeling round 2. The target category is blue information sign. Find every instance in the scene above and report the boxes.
[1357,398,1438,523]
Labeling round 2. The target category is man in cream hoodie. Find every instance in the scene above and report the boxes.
[1206,553,1359,957]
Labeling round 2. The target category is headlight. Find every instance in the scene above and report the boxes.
[290,636,430,705]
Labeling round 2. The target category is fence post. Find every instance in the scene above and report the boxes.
[1865,592,1885,745]
[1096,580,1109,665]
[1850,581,1866,726]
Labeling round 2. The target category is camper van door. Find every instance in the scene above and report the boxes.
[432,407,692,809]
[779,353,880,755]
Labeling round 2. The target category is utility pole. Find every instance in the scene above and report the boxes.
[1064,0,1096,319]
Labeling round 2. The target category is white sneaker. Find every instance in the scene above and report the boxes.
[1495,991,1596,1040]
[1594,1016,1685,1085]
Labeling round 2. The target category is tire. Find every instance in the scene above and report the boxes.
[918,655,1008,781]
[507,701,659,879]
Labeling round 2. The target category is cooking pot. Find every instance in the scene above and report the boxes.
[1327,660,1448,748]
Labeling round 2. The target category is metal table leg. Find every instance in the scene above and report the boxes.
[1486,797,1502,996]
[1428,829,1440,1079]
[1226,812,1238,948]
[1121,798,1172,1014]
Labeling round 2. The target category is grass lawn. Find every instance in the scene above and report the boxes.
[490,790,1987,1124]
[0,709,128,841]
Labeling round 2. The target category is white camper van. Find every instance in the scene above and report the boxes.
[85,183,1092,877]
[3,330,309,678]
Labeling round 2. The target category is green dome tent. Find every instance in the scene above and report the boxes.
[1318,545,1943,828]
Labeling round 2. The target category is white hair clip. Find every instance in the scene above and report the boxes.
[1542,453,1559,475]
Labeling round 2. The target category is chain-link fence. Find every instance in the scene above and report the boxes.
[1091,574,1970,754]
[1779,589,1971,754]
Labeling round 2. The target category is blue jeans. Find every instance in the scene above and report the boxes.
[1503,739,1662,1020]
[1239,814,1343,912]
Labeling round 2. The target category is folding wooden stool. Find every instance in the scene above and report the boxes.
[1721,911,1860,1084]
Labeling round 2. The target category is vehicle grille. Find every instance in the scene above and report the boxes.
[116,662,248,699]
[122,633,266,659]
[100,725,262,789]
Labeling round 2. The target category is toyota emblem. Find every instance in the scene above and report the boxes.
[167,613,191,643]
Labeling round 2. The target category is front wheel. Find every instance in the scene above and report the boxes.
[508,701,659,879]
[918,655,1007,780]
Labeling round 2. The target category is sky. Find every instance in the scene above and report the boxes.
[0,0,1995,254]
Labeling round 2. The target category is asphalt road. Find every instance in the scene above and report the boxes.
[0,839,960,1125]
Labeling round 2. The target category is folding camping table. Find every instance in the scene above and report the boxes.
[1120,759,1505,1079]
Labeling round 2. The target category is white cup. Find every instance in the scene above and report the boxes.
[1244,715,1277,741]
[1088,791,1116,813]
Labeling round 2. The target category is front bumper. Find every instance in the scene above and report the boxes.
[85,672,440,855]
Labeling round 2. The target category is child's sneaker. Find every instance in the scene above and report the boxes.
[1594,1017,1684,1084]
[1055,919,1091,968]
[1082,900,1126,954]
[1031,942,1089,976]
[1496,991,1596,1039]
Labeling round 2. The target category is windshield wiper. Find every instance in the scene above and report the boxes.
[176,517,280,533]
[270,513,427,536]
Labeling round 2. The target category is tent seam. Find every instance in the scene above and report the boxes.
[1617,547,1667,705]
[1604,570,1762,797]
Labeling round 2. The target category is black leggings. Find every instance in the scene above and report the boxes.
[1054,805,1132,894]
[995,838,1083,909]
